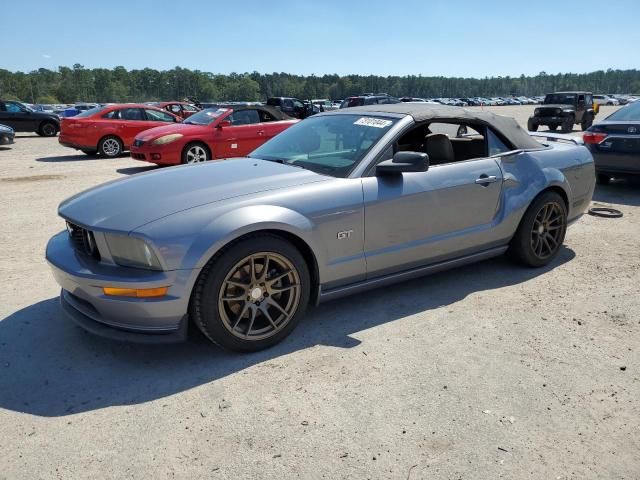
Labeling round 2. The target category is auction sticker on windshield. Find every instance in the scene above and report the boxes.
[354,117,393,128]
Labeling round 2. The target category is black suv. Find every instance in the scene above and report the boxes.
[266,97,315,119]
[340,94,401,109]
[527,92,596,133]
[0,100,60,137]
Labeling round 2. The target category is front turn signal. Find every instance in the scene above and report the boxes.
[103,286,169,298]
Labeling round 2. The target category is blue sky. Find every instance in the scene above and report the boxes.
[3,0,639,77]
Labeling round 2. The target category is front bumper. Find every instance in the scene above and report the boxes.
[130,143,182,165]
[46,230,199,341]
[532,116,569,125]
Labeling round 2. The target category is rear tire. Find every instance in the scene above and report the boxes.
[181,142,210,164]
[98,136,123,158]
[581,114,593,131]
[508,191,567,268]
[39,121,58,137]
[190,234,311,352]
[596,173,611,185]
[527,118,538,132]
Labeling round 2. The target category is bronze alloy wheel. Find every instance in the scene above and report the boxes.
[530,201,565,259]
[217,252,301,341]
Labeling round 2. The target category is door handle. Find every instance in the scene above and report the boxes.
[257,130,265,135]
[475,175,499,185]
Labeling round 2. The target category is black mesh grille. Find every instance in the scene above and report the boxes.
[538,107,562,117]
[66,222,101,260]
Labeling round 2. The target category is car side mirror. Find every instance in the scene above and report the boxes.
[217,120,232,129]
[376,151,429,175]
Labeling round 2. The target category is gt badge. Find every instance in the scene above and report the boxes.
[337,230,353,240]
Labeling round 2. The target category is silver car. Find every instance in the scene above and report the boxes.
[46,104,595,352]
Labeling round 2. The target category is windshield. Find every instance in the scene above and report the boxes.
[74,106,106,118]
[605,102,640,121]
[184,108,229,125]
[544,94,576,105]
[249,114,398,178]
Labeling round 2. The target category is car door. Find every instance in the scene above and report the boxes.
[213,109,262,157]
[362,143,504,278]
[144,108,178,128]
[116,108,151,147]
[0,101,31,132]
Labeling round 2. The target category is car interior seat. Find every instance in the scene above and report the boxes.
[423,133,455,165]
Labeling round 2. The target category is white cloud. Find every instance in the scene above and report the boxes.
[42,54,52,59]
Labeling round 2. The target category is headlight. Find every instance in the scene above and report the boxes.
[104,234,162,270]
[534,108,540,115]
[152,133,183,145]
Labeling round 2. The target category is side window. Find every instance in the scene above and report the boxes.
[120,108,144,121]
[258,110,276,122]
[292,100,304,109]
[283,99,294,109]
[102,110,120,119]
[586,94,593,105]
[228,109,261,125]
[145,109,176,122]
[183,104,198,112]
[168,104,182,114]
[5,102,23,113]
[487,129,512,156]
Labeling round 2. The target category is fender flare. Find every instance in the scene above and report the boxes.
[184,205,323,270]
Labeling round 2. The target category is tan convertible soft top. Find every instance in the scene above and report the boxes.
[344,103,542,150]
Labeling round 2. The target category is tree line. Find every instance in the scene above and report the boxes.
[1,64,639,104]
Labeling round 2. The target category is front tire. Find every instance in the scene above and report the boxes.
[182,142,210,164]
[98,136,123,158]
[548,124,558,131]
[190,234,311,352]
[527,118,538,132]
[39,121,58,137]
[509,191,567,268]
[561,116,574,133]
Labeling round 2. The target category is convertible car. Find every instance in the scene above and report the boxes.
[46,104,595,352]
[130,105,297,165]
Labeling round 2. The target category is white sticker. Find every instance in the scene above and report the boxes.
[231,143,237,149]
[354,117,393,128]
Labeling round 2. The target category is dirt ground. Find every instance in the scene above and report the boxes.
[0,105,638,479]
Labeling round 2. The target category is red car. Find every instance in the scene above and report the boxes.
[59,104,181,157]
[130,105,297,165]
[149,101,200,120]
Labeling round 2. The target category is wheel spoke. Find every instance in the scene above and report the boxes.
[545,233,558,247]
[226,279,249,289]
[266,297,290,319]
[270,283,299,294]
[232,302,250,330]
[249,257,257,283]
[542,235,552,255]
[245,307,257,337]
[260,305,278,329]
[222,293,245,301]
[266,270,292,286]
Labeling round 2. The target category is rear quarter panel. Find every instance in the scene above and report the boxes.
[495,143,594,240]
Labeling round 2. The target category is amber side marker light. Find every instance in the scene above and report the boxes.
[103,286,169,298]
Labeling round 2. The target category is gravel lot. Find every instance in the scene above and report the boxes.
[1,105,638,479]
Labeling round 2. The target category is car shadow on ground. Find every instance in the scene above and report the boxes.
[36,154,95,163]
[0,248,575,417]
[116,165,160,175]
[0,146,12,152]
[593,178,640,207]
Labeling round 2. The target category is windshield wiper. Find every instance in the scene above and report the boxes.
[250,156,308,170]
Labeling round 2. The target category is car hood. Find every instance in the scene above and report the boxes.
[59,158,330,232]
[135,122,209,141]
[539,104,575,110]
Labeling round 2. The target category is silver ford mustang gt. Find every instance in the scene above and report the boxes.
[46,104,595,352]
